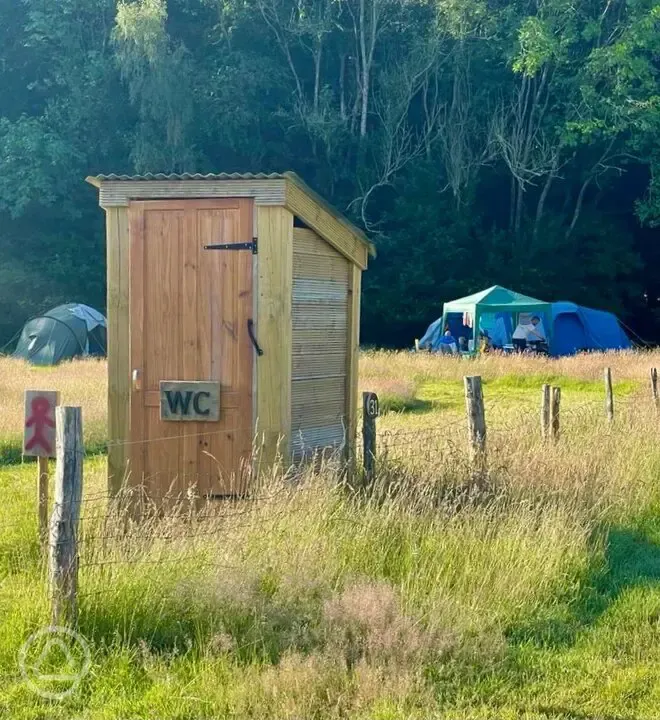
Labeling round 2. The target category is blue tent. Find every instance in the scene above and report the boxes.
[418,292,632,356]
[418,286,552,353]
[550,302,631,356]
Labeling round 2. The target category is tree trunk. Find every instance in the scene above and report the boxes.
[514,178,524,236]
[351,47,361,134]
[566,177,591,239]
[509,176,517,231]
[359,0,369,137]
[313,40,322,113]
[533,160,557,242]
[340,54,347,120]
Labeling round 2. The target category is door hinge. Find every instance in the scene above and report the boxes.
[204,238,257,254]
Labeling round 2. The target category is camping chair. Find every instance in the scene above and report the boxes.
[513,338,527,352]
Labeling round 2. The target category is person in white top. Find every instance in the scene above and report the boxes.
[512,316,545,343]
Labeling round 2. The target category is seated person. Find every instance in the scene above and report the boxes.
[513,315,545,350]
[437,329,457,354]
[458,336,469,354]
[478,329,492,353]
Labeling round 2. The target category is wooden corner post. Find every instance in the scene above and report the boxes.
[604,367,614,423]
[49,407,83,626]
[651,368,659,413]
[551,386,561,441]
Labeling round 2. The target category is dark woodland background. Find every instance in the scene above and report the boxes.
[1,0,659,347]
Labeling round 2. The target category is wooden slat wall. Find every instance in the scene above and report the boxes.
[292,227,350,458]
[286,186,369,270]
[106,206,130,493]
[99,181,366,489]
[256,206,293,465]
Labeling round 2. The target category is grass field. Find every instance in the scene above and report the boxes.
[2,351,660,718]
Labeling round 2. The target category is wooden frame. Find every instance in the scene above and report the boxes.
[89,172,372,495]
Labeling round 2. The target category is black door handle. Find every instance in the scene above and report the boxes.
[247,319,264,356]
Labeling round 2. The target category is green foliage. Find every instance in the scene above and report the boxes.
[0,0,659,347]
[513,17,555,76]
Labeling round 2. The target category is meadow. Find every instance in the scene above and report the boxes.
[2,351,660,719]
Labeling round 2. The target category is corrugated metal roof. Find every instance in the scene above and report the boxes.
[90,172,286,182]
[86,170,375,258]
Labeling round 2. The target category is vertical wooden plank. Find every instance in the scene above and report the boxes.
[236,200,255,494]
[198,201,254,496]
[190,200,254,496]
[346,264,361,464]
[218,209,239,492]
[144,210,184,496]
[128,203,145,489]
[256,206,293,466]
[181,205,199,496]
[106,207,130,494]
[198,207,217,497]
[49,407,83,626]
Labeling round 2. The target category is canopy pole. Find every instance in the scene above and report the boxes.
[473,306,480,354]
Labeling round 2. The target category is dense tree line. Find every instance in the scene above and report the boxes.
[1,0,658,347]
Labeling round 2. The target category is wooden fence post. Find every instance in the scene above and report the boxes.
[38,457,49,552]
[550,386,561,441]
[541,384,551,440]
[49,407,83,626]
[464,376,486,471]
[651,368,659,413]
[362,392,379,484]
[604,367,614,423]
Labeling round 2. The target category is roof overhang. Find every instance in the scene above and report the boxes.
[86,171,375,269]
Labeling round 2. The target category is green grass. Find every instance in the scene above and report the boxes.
[3,454,660,718]
[3,351,660,718]
[413,374,638,415]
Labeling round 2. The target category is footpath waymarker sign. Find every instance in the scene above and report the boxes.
[24,391,59,457]
[24,390,60,554]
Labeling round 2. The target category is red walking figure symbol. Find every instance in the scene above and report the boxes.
[25,397,55,454]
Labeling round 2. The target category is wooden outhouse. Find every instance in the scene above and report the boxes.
[87,172,374,497]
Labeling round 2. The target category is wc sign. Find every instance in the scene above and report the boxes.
[160,381,221,422]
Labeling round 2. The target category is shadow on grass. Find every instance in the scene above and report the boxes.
[76,573,323,665]
[534,706,629,720]
[506,519,660,650]
[379,398,437,415]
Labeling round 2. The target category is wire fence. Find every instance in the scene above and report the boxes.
[3,366,660,621]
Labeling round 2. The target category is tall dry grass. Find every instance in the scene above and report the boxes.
[0,356,107,461]
[3,350,660,717]
[360,348,659,389]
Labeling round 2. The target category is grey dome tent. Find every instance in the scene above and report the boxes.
[14,303,107,365]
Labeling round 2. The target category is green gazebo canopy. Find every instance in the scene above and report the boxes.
[442,285,552,347]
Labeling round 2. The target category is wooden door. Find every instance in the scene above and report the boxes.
[129,198,254,497]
